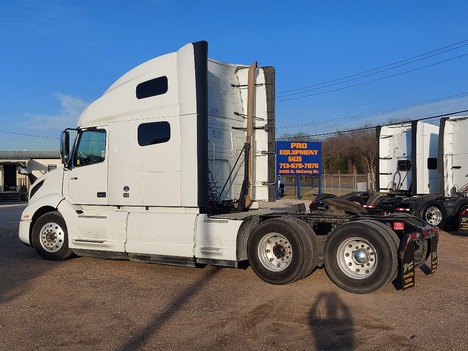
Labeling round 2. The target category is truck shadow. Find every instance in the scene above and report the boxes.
[115,266,221,351]
[308,291,354,350]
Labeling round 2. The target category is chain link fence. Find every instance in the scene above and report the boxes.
[280,171,375,199]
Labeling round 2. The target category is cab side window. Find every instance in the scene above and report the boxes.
[138,121,170,146]
[73,130,106,167]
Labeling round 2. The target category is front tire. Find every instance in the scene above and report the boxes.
[324,221,398,294]
[31,211,73,261]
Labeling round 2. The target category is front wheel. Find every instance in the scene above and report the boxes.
[324,221,398,294]
[31,211,73,261]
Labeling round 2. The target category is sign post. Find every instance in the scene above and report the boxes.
[276,141,322,199]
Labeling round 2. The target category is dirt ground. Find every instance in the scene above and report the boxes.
[1,202,467,351]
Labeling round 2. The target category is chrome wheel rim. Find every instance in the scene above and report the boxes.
[336,237,377,279]
[257,233,292,272]
[39,222,65,253]
[424,206,443,226]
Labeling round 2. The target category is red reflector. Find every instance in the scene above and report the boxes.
[393,222,405,231]
[462,209,467,215]
[396,208,411,212]
[364,205,375,209]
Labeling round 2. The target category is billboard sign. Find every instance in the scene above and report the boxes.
[276,141,322,175]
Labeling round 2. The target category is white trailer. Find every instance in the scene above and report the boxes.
[18,42,438,294]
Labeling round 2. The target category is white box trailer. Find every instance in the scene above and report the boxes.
[18,42,438,294]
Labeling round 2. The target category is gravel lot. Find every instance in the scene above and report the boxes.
[1,202,467,351]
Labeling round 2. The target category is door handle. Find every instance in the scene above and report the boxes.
[71,177,78,180]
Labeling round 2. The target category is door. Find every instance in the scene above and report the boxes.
[64,129,109,205]
[3,164,17,191]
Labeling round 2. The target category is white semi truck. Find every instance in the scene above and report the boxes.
[439,116,468,196]
[368,117,468,230]
[376,120,439,195]
[18,41,438,293]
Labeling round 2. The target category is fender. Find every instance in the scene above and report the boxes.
[410,195,445,212]
[19,194,65,245]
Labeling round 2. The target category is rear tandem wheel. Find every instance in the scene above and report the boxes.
[324,221,399,294]
[247,218,315,285]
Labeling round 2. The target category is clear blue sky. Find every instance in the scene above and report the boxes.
[2,0,468,150]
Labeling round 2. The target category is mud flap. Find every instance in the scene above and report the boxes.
[397,231,438,290]
[398,235,415,290]
[429,235,438,273]
[458,206,468,233]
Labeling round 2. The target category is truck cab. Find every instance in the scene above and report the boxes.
[20,41,275,264]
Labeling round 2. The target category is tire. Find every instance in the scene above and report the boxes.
[283,217,319,279]
[366,194,385,206]
[324,221,398,294]
[247,218,312,285]
[420,202,447,229]
[279,186,285,197]
[360,220,428,268]
[31,211,73,261]
[413,239,429,267]
[356,220,399,283]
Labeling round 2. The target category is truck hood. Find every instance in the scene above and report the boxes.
[28,167,64,204]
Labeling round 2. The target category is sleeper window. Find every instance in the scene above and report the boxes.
[138,121,171,146]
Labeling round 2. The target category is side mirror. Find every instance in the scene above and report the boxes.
[60,130,70,167]
[18,166,30,175]
[18,166,37,184]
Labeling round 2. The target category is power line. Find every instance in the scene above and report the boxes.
[277,39,468,96]
[277,39,468,100]
[4,91,466,139]
[276,109,468,140]
[0,129,58,139]
[276,126,375,140]
[277,91,468,130]
[277,52,468,102]
[278,46,468,98]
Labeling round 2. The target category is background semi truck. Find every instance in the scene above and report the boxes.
[376,120,439,195]
[18,41,438,294]
[367,116,468,230]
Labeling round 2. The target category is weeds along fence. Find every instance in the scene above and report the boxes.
[280,171,374,199]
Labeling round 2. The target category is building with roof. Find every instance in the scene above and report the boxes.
[0,151,61,201]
